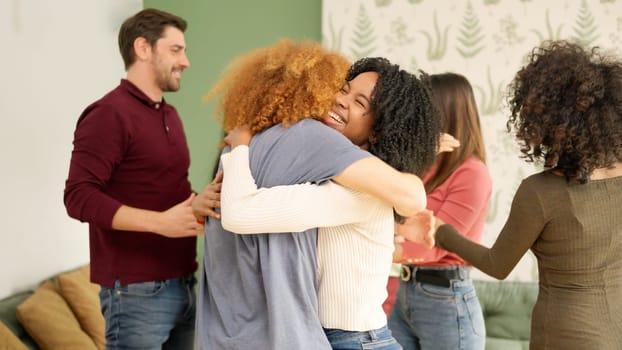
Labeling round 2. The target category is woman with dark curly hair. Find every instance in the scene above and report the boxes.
[400,40,622,349]
[325,57,439,175]
[194,40,440,350]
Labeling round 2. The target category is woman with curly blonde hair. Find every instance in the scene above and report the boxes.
[195,40,439,350]
[205,39,350,134]
[402,40,622,349]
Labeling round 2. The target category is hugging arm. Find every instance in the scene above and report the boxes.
[332,157,427,217]
[219,124,427,233]
[220,146,377,233]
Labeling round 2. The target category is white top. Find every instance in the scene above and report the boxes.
[221,146,394,331]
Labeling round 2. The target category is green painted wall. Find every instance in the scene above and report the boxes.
[143,0,322,259]
[144,0,322,188]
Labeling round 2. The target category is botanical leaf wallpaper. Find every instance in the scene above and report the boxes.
[323,0,622,281]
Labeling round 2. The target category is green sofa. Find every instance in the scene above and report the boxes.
[473,279,538,350]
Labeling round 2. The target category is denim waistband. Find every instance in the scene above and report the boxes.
[169,273,196,285]
[400,265,471,287]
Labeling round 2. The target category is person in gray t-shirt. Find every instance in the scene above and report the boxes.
[194,40,437,350]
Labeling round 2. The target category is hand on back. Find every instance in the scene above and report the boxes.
[224,125,252,149]
[192,172,223,220]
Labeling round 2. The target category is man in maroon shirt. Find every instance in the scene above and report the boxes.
[64,8,201,349]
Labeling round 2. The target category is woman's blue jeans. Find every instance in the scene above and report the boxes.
[99,275,196,350]
[324,325,402,350]
[387,267,485,350]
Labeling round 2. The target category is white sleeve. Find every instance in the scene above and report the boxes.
[220,145,377,234]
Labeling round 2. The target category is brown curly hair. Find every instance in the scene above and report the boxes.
[507,40,622,183]
[204,40,350,134]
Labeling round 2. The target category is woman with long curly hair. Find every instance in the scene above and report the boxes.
[400,40,622,349]
[194,40,440,350]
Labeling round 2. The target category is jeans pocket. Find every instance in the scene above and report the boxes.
[99,287,112,316]
[121,280,166,297]
[416,282,455,300]
[464,290,486,337]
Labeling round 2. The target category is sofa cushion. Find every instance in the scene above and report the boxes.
[473,280,538,341]
[486,336,529,350]
[57,265,105,349]
[0,320,28,350]
[16,281,97,350]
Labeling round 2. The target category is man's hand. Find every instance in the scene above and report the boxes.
[395,210,436,248]
[156,193,205,237]
[192,172,223,220]
[224,125,252,149]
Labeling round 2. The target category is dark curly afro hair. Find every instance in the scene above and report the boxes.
[507,40,622,183]
[347,57,440,176]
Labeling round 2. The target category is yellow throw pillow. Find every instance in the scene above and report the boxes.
[0,321,28,350]
[16,281,97,350]
[57,265,105,350]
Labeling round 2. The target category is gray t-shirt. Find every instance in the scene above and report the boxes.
[197,119,371,350]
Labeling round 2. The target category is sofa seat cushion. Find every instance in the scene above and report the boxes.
[486,337,529,350]
[474,280,538,342]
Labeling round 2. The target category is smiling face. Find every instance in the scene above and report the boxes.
[321,71,378,149]
[150,26,190,92]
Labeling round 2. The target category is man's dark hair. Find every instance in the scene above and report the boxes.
[118,8,187,70]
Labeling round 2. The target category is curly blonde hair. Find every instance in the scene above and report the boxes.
[204,39,351,134]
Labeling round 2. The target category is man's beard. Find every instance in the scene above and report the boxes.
[157,71,180,92]
[152,56,180,92]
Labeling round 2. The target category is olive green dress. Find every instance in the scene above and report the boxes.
[437,171,622,350]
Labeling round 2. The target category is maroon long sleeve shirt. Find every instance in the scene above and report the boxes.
[64,79,196,286]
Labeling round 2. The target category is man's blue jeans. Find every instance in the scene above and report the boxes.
[388,266,485,350]
[324,325,402,350]
[99,275,196,350]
